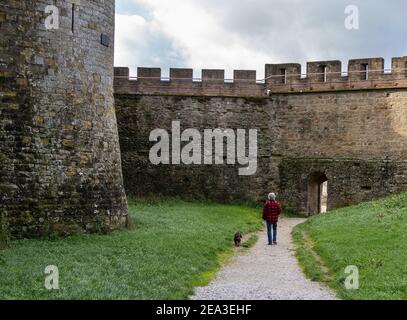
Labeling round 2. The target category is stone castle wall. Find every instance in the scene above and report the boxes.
[114,58,407,213]
[115,95,272,203]
[0,0,128,237]
[272,90,407,211]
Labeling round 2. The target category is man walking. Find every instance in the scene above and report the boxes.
[262,192,282,245]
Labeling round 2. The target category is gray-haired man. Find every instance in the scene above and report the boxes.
[262,193,282,245]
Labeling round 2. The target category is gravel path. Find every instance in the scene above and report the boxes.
[191,218,338,300]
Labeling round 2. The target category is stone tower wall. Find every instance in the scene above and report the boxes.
[0,0,128,237]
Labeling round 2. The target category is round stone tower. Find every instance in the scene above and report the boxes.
[0,0,128,237]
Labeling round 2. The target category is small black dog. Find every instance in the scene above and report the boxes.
[234,231,242,247]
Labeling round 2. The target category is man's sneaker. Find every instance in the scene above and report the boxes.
[268,242,272,245]
[273,241,277,245]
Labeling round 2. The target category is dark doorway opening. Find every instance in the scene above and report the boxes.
[307,172,328,216]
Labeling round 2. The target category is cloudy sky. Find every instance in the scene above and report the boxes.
[115,0,407,79]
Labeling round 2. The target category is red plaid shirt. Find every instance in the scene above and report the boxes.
[262,200,282,223]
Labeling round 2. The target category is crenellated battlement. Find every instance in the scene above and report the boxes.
[114,56,407,97]
[114,67,265,96]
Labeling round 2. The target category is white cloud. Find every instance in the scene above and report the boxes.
[114,14,147,70]
[135,0,273,78]
[114,13,187,76]
[115,0,407,78]
[115,0,274,78]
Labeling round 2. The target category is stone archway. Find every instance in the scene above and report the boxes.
[307,172,328,216]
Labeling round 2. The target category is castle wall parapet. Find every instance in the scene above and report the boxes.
[114,57,407,97]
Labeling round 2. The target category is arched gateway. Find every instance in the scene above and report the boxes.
[307,172,328,216]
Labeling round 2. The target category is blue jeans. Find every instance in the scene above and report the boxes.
[266,222,277,243]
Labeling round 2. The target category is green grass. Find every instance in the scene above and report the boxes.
[292,227,326,282]
[241,234,259,249]
[293,192,407,300]
[0,199,261,299]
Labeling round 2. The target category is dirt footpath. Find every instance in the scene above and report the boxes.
[191,218,338,300]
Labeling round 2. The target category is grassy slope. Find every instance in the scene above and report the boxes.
[293,193,407,300]
[0,199,261,299]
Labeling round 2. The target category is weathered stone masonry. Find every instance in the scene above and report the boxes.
[0,0,128,237]
[115,57,407,214]
[1,0,406,236]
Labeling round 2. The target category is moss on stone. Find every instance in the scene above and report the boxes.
[0,213,10,249]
